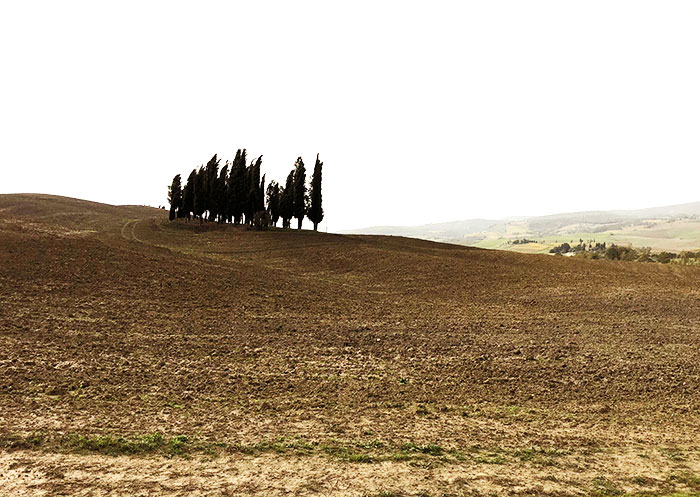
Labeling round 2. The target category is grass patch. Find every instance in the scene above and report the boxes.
[400,442,444,456]
[591,475,624,496]
[660,447,688,462]
[169,435,188,454]
[0,432,45,450]
[472,452,507,465]
[250,437,316,455]
[668,471,700,491]
[515,446,567,466]
[346,453,374,463]
[65,432,168,455]
[389,451,414,461]
[357,439,384,450]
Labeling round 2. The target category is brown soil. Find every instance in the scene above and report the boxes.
[1,193,700,496]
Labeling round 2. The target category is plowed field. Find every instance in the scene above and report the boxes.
[1,194,699,496]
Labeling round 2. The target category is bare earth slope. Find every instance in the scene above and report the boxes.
[1,194,700,496]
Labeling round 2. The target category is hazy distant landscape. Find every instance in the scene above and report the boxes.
[346,202,700,254]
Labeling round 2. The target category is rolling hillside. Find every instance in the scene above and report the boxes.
[346,202,700,253]
[2,194,700,495]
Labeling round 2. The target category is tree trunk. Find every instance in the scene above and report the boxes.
[313,222,318,231]
[297,218,302,230]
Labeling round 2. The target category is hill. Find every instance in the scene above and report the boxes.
[346,201,700,253]
[1,194,700,496]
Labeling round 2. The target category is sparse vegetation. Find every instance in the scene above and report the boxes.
[550,242,571,254]
[548,239,687,264]
[591,475,624,496]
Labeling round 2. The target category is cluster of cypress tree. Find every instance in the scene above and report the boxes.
[167,150,323,230]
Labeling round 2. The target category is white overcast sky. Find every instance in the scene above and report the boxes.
[1,1,699,231]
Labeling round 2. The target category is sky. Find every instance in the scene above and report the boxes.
[1,1,699,232]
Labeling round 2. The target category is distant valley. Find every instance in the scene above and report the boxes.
[345,201,700,254]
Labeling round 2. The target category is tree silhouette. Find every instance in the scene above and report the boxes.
[292,157,306,229]
[258,173,266,213]
[246,156,262,225]
[168,174,182,221]
[204,154,220,221]
[266,181,281,226]
[167,149,325,229]
[229,149,247,224]
[307,153,323,231]
[181,169,196,221]
[280,170,294,228]
[215,163,228,223]
[193,166,206,223]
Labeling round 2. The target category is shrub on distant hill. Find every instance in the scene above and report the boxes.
[604,245,621,260]
[655,251,677,264]
[549,243,571,254]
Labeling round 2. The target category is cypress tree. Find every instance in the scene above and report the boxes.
[226,151,239,223]
[167,148,323,229]
[204,154,220,221]
[307,153,323,231]
[266,181,280,226]
[168,174,182,221]
[259,174,266,213]
[181,169,196,222]
[216,163,228,223]
[280,170,294,228]
[230,149,248,224]
[193,166,206,224]
[246,156,262,225]
[292,157,307,229]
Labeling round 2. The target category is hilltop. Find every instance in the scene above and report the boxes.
[346,201,700,253]
[1,194,700,496]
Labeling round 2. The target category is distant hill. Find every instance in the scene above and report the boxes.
[344,201,700,253]
[343,218,498,244]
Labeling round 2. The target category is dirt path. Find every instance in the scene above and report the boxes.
[120,219,138,242]
[120,219,152,244]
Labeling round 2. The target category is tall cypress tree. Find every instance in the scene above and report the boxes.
[246,156,262,224]
[226,151,240,223]
[181,169,196,221]
[204,155,219,221]
[259,174,266,213]
[215,163,228,223]
[292,157,306,230]
[193,166,206,223]
[280,171,294,228]
[266,181,281,226]
[168,174,182,221]
[307,153,324,231]
[230,149,248,224]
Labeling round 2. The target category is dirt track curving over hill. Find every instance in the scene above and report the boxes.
[1,194,700,496]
